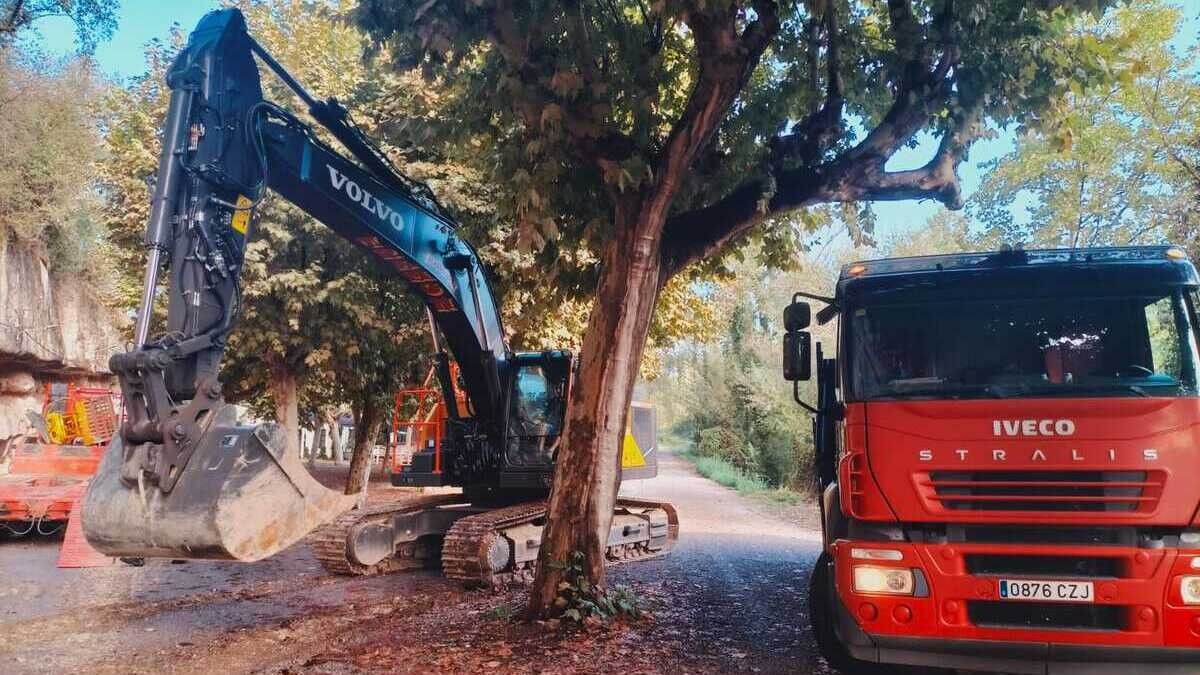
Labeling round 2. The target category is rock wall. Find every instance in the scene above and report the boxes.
[0,238,125,438]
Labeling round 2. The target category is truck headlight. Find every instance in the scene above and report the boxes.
[853,565,915,595]
[1181,576,1200,604]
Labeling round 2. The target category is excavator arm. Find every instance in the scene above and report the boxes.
[84,9,511,561]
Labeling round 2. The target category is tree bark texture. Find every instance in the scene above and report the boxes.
[527,204,664,616]
[266,357,301,460]
[344,399,382,500]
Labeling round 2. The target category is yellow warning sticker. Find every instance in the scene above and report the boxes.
[621,431,646,468]
[230,195,253,234]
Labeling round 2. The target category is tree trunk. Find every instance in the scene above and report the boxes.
[325,409,344,465]
[344,399,382,504]
[527,205,664,617]
[307,423,319,468]
[266,360,301,459]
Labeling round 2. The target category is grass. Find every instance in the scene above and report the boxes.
[482,601,518,621]
[753,488,804,506]
[681,450,770,493]
[673,441,808,507]
[667,433,809,506]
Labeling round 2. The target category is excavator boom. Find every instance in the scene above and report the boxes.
[84,9,505,561]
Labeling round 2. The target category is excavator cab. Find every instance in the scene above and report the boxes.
[394,350,571,489]
[503,351,570,469]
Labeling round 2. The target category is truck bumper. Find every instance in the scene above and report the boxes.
[831,540,1200,673]
[834,594,1200,674]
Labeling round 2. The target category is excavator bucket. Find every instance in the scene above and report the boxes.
[82,407,355,561]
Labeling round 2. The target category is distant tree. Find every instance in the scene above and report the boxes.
[971,2,1197,249]
[880,211,997,258]
[317,267,429,496]
[0,48,107,278]
[96,33,177,306]
[0,0,119,53]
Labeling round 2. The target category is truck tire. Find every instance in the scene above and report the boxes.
[809,551,898,675]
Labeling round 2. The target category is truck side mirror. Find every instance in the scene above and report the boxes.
[784,301,811,331]
[783,331,812,381]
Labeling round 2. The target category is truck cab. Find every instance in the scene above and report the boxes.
[788,246,1200,673]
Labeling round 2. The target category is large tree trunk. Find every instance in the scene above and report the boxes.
[527,205,664,617]
[266,359,301,459]
[525,8,782,618]
[344,399,383,505]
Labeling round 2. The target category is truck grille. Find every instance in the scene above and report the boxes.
[923,470,1164,513]
[965,553,1119,578]
[968,600,1124,631]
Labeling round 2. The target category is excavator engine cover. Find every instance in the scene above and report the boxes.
[83,406,354,561]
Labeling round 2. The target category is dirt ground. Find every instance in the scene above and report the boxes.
[0,450,832,674]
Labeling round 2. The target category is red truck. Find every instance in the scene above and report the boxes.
[785,246,1200,673]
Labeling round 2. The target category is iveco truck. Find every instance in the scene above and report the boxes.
[786,246,1200,674]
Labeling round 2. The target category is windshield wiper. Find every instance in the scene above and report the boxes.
[867,385,1005,400]
[981,384,1026,399]
[1077,383,1151,397]
[1024,383,1158,398]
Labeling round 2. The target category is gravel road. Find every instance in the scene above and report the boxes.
[0,449,832,674]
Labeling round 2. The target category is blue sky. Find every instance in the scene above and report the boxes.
[26,1,1200,244]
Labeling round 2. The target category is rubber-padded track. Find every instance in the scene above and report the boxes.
[310,494,462,575]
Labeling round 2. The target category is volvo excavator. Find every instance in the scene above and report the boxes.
[82,8,676,585]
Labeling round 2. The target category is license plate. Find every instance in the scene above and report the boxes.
[999,579,1094,603]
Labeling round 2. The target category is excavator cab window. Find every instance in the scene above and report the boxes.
[505,362,567,467]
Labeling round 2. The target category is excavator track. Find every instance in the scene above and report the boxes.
[441,501,549,586]
[310,494,464,575]
[441,497,680,587]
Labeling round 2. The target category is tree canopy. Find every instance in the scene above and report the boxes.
[355,0,1127,276]
[345,0,1137,614]
[0,46,108,279]
[0,0,119,52]
[970,2,1198,249]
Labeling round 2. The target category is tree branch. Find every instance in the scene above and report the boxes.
[660,0,971,275]
[665,0,983,276]
[860,101,980,209]
[1,0,28,35]
[661,95,980,276]
[845,0,959,163]
[886,0,923,65]
[771,0,844,167]
[636,1,781,231]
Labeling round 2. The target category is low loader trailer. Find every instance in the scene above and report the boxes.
[1,385,116,537]
[786,246,1200,673]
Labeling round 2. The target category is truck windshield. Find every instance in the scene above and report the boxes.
[848,290,1200,400]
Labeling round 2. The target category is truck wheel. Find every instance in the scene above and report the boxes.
[809,551,897,675]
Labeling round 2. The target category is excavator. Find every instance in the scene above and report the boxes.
[82,8,676,585]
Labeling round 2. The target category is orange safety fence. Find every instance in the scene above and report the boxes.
[388,364,464,475]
